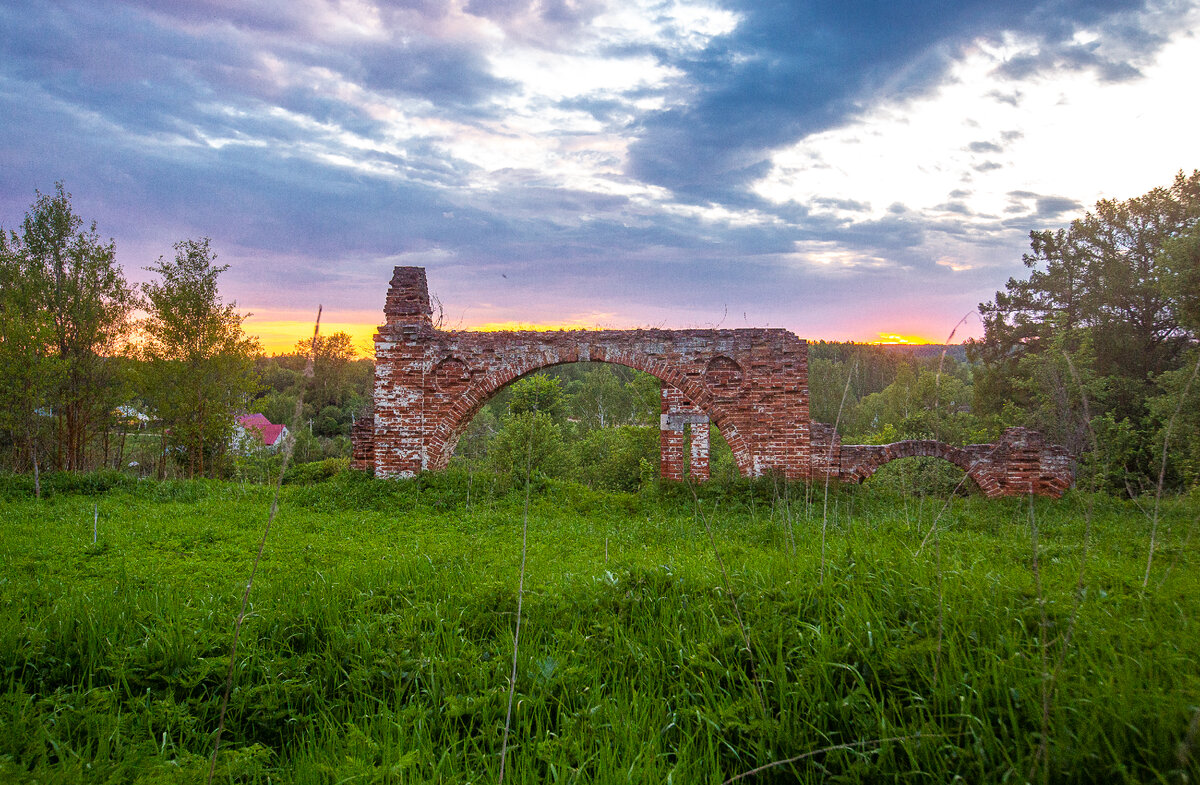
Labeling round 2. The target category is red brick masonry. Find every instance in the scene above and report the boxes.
[352,267,1074,497]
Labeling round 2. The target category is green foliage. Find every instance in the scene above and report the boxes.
[507,374,565,419]
[138,238,262,478]
[566,366,656,428]
[971,170,1200,491]
[0,183,136,472]
[570,425,657,491]
[488,411,571,480]
[283,457,351,484]
[0,480,1198,782]
[1161,223,1200,334]
[848,361,983,444]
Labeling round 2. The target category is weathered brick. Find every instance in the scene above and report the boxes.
[352,267,1074,497]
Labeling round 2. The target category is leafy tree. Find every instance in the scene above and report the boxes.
[1160,223,1200,334]
[292,331,360,410]
[487,411,570,480]
[571,425,657,490]
[6,184,136,470]
[970,170,1200,489]
[567,368,635,429]
[507,375,565,420]
[0,230,63,492]
[846,362,982,445]
[138,238,261,477]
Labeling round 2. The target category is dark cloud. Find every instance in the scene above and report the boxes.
[994,43,1144,82]
[812,197,872,212]
[966,141,1005,153]
[1001,190,1084,222]
[1035,195,1084,218]
[626,0,1161,203]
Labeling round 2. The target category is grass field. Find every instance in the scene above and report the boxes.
[1,470,1198,783]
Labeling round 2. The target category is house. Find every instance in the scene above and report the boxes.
[234,413,289,452]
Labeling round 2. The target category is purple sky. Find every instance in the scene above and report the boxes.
[2,0,1197,351]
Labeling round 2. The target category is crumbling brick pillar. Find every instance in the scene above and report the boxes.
[660,385,684,480]
[372,268,435,477]
[690,419,710,481]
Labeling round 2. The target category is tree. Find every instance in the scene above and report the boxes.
[569,367,634,429]
[292,331,360,410]
[507,375,565,420]
[1160,222,1200,334]
[138,238,261,477]
[970,170,1200,489]
[0,230,63,493]
[487,411,570,480]
[7,184,136,470]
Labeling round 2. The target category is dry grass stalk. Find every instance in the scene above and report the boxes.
[722,734,932,783]
[206,306,322,785]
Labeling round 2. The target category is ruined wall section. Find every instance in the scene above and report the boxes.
[363,267,810,480]
[813,425,1073,498]
[355,266,1074,497]
[660,386,710,481]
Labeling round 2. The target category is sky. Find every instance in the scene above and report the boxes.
[2,0,1198,354]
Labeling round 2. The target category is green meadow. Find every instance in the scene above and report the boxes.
[1,471,1198,783]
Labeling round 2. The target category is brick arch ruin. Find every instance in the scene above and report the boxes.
[427,353,761,476]
[351,267,1074,497]
[352,267,809,479]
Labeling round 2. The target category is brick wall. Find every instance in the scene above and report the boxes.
[356,267,809,479]
[810,424,1073,498]
[353,266,1074,497]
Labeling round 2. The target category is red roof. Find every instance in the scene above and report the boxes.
[237,414,286,446]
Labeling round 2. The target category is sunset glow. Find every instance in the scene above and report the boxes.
[872,334,939,346]
[244,318,379,358]
[2,1,1196,347]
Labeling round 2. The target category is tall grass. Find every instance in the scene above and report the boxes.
[0,475,1198,782]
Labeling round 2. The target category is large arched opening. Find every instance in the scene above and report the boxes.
[432,359,751,483]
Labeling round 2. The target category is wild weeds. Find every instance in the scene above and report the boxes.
[1,474,1197,782]
[206,306,321,785]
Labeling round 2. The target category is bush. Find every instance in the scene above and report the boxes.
[283,458,351,485]
[487,412,571,480]
[571,426,657,491]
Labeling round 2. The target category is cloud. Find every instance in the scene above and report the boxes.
[1,0,1195,348]
[625,0,1170,204]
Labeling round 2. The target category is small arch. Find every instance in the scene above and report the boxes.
[426,356,755,475]
[852,439,988,493]
[704,355,744,394]
[433,357,471,392]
